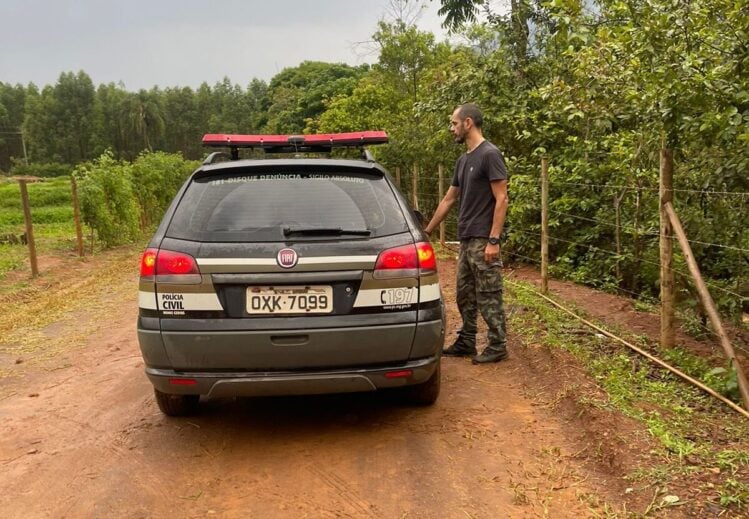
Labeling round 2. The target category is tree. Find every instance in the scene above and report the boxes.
[433,0,485,32]
[51,71,96,162]
[265,61,367,133]
[161,86,201,158]
[373,20,446,105]
[22,72,96,164]
[120,89,165,154]
[91,82,129,159]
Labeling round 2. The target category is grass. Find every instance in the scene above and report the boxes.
[0,176,85,281]
[0,246,141,377]
[0,177,73,208]
[505,278,749,515]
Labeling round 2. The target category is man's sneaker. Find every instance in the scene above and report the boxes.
[471,349,508,364]
[442,340,477,357]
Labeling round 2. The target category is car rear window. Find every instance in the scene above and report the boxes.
[166,169,409,242]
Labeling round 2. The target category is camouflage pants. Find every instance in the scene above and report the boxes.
[456,238,507,352]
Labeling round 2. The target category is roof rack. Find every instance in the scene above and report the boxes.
[201,131,388,161]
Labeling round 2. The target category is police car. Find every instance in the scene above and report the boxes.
[137,131,445,416]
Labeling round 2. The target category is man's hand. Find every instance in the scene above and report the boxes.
[484,242,500,264]
[425,186,459,239]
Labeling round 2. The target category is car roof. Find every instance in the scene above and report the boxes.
[196,158,386,177]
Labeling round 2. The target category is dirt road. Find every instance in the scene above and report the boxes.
[0,253,623,518]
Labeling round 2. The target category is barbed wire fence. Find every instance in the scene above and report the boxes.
[390,155,749,409]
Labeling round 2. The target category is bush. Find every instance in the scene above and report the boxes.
[74,152,140,248]
[130,151,199,228]
[10,161,72,178]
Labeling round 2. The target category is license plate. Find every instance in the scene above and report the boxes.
[246,285,333,315]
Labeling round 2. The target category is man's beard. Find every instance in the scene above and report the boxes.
[453,132,465,144]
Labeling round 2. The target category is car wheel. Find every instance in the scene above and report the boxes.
[403,360,441,406]
[154,389,200,416]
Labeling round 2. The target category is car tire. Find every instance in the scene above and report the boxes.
[154,389,200,416]
[403,360,441,406]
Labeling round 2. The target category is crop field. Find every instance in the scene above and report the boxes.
[0,176,81,281]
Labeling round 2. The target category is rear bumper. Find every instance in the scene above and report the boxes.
[145,355,440,398]
[137,318,444,371]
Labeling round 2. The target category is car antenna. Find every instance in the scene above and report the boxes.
[289,135,304,158]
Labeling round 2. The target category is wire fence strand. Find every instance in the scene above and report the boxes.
[547,181,749,197]
[512,229,745,300]
[408,163,747,355]
[549,210,749,253]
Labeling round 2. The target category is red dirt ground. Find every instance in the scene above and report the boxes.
[0,251,743,517]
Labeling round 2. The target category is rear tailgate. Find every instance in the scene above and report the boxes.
[156,236,420,370]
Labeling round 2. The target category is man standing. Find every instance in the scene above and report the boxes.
[424,103,509,364]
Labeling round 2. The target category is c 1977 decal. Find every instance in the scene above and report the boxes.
[380,287,416,310]
[380,287,416,305]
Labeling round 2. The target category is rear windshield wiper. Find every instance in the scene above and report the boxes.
[283,226,371,237]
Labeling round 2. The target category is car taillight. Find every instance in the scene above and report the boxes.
[374,242,436,278]
[374,244,419,271]
[140,248,200,283]
[416,242,436,271]
[140,248,158,277]
[156,250,199,275]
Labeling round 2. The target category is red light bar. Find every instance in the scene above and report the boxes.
[202,131,388,149]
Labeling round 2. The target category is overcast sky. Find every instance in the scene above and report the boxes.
[0,0,451,91]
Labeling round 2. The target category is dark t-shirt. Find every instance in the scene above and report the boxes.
[451,140,508,240]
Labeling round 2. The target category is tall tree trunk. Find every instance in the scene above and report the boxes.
[510,0,530,71]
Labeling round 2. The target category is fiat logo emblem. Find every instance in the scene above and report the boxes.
[277,248,298,269]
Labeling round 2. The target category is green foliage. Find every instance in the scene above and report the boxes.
[704,367,741,403]
[23,71,96,164]
[130,151,199,228]
[432,0,484,32]
[9,161,71,178]
[74,152,140,247]
[1,0,746,319]
[509,280,749,513]
[718,478,749,508]
[0,176,83,280]
[0,205,72,226]
[0,82,27,172]
[265,61,367,134]
[0,177,72,215]
[717,450,749,475]
[660,347,741,402]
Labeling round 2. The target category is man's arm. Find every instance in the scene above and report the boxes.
[424,186,460,235]
[485,179,509,263]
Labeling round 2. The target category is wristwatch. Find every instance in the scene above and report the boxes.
[488,236,500,245]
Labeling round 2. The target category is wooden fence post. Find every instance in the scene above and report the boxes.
[412,164,419,210]
[664,202,749,410]
[659,148,675,349]
[614,190,626,282]
[70,176,84,257]
[438,164,445,246]
[18,180,38,278]
[541,156,549,294]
